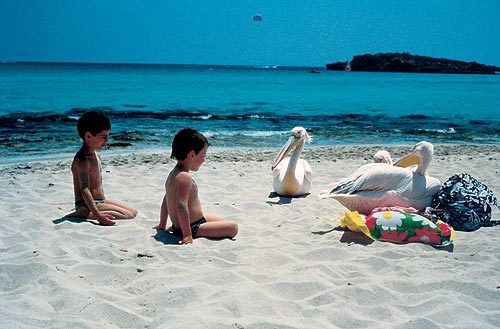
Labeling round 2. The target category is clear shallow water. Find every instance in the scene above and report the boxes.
[0,62,499,163]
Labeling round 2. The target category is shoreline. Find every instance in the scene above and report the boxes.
[2,143,500,167]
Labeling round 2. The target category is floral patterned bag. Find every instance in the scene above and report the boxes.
[340,208,455,247]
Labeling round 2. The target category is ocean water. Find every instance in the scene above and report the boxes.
[1,62,499,163]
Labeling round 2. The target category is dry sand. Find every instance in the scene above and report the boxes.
[1,144,500,328]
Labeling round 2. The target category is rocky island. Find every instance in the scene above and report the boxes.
[326,52,500,74]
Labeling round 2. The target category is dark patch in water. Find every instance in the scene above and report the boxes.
[0,108,498,159]
[124,104,147,108]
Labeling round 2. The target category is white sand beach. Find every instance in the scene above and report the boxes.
[1,144,500,329]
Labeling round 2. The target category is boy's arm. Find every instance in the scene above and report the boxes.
[76,160,115,226]
[80,187,114,225]
[153,194,169,230]
[176,172,194,244]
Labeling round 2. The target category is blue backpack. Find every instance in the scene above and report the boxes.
[429,173,500,231]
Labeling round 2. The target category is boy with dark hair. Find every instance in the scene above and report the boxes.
[153,128,238,244]
[68,111,137,226]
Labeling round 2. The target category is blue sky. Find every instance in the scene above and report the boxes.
[1,0,499,66]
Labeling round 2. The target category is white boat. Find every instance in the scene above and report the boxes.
[345,60,352,71]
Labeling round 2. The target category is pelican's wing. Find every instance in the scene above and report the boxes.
[347,166,412,193]
[272,158,287,179]
[302,159,313,182]
[330,163,397,194]
[329,180,356,194]
[293,159,312,185]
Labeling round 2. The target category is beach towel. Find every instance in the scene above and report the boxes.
[429,173,500,231]
[340,210,455,247]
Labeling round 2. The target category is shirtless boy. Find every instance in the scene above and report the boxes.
[68,111,137,226]
[153,128,238,244]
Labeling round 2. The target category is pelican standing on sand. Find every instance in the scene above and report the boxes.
[272,127,313,197]
[322,141,440,214]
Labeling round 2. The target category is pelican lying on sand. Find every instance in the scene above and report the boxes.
[373,150,393,165]
[322,141,440,214]
[272,127,313,197]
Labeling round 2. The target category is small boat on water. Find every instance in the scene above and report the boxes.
[345,60,352,71]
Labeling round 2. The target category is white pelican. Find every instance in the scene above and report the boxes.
[322,141,440,214]
[373,150,393,165]
[272,127,313,197]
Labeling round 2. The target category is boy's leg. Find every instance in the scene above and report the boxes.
[97,200,137,219]
[104,199,138,216]
[194,214,238,239]
[204,214,225,222]
[65,206,89,218]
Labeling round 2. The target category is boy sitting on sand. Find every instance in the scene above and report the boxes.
[153,128,238,244]
[68,111,137,226]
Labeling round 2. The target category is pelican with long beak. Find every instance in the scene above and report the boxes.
[322,141,440,214]
[272,127,313,197]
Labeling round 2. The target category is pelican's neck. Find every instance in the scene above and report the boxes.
[286,141,304,175]
[416,153,431,176]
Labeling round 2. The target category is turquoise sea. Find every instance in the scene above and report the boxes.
[0,62,499,163]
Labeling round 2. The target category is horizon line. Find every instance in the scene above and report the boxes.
[0,60,326,70]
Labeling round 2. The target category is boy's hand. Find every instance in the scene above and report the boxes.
[152,225,173,232]
[152,224,166,230]
[97,214,116,226]
[181,235,193,245]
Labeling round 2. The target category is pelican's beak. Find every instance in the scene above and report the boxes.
[271,135,300,170]
[394,152,419,168]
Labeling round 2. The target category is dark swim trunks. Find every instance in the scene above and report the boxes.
[172,217,207,237]
[75,199,105,210]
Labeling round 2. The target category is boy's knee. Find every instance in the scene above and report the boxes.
[229,222,239,237]
[126,210,137,219]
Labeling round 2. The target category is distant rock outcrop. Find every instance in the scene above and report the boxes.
[326,53,500,74]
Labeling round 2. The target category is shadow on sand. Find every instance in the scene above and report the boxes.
[152,229,182,245]
[266,191,310,205]
[52,216,97,225]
